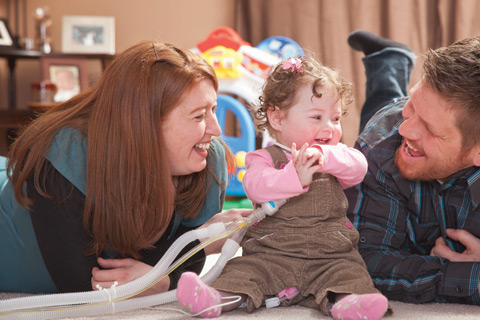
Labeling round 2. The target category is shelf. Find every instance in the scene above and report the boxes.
[0,49,114,151]
[0,48,114,110]
[0,48,115,60]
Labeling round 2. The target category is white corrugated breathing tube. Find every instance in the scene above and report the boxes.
[0,199,286,319]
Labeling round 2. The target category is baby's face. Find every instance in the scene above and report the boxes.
[274,85,343,148]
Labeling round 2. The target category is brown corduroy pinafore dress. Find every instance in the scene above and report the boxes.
[211,145,380,315]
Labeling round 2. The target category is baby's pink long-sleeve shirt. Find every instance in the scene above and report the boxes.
[242,143,368,204]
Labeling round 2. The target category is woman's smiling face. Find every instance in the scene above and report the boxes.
[162,79,221,176]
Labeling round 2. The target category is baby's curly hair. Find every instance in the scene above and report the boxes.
[251,55,353,138]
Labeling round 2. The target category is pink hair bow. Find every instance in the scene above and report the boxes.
[281,58,303,72]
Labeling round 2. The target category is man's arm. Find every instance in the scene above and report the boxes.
[347,171,443,303]
[346,143,480,304]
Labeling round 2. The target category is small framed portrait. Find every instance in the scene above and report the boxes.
[40,57,89,102]
[61,15,115,54]
[0,18,14,47]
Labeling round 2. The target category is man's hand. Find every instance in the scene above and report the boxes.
[430,229,480,262]
[431,229,480,292]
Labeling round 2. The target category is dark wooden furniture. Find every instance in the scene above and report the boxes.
[0,48,114,109]
[0,49,114,153]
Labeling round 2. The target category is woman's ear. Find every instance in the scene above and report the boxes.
[267,107,284,131]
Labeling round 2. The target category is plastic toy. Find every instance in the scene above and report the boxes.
[195,27,279,197]
[216,94,255,197]
[257,35,305,59]
[194,26,278,104]
[195,27,306,194]
[196,26,250,52]
[200,46,243,79]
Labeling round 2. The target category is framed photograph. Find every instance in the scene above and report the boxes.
[61,15,115,54]
[40,57,89,102]
[0,18,14,47]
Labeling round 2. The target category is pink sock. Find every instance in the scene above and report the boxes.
[176,272,222,318]
[331,293,388,320]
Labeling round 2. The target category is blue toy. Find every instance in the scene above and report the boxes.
[194,28,306,196]
[257,36,305,59]
[216,94,255,197]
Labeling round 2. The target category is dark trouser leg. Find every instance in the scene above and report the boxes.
[359,48,416,133]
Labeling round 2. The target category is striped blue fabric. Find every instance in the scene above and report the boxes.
[346,98,480,305]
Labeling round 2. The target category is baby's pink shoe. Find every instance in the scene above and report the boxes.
[331,293,388,320]
[177,272,222,318]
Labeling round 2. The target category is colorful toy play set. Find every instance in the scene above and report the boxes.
[193,27,304,209]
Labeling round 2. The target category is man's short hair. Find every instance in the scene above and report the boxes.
[423,36,480,151]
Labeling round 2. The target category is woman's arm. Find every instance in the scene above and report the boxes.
[27,159,98,292]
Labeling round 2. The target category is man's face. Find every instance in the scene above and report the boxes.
[395,80,474,181]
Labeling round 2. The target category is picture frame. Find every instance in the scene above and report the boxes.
[0,18,14,47]
[61,15,115,54]
[40,57,89,103]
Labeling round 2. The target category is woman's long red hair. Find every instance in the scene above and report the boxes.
[7,41,232,258]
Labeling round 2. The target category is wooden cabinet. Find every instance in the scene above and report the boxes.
[0,49,114,154]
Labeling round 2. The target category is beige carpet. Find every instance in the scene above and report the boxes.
[2,254,480,319]
[1,292,480,319]
[5,203,479,320]
[64,300,480,320]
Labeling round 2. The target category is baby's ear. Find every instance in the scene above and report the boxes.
[267,107,284,131]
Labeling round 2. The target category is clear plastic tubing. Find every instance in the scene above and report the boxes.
[0,199,286,319]
[0,223,224,316]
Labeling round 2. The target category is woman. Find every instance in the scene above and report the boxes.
[0,41,250,294]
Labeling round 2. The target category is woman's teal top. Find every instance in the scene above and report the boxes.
[0,128,227,293]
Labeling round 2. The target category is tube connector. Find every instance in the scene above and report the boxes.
[261,199,287,216]
[196,222,226,239]
[245,199,288,227]
[217,239,240,268]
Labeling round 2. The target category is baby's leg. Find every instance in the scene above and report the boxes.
[331,293,388,320]
[176,272,246,318]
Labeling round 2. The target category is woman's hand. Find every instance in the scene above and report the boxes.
[199,208,252,255]
[91,257,170,295]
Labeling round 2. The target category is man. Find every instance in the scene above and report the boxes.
[345,30,480,305]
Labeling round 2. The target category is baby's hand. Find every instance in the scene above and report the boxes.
[304,147,324,168]
[291,142,300,166]
[291,143,322,187]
